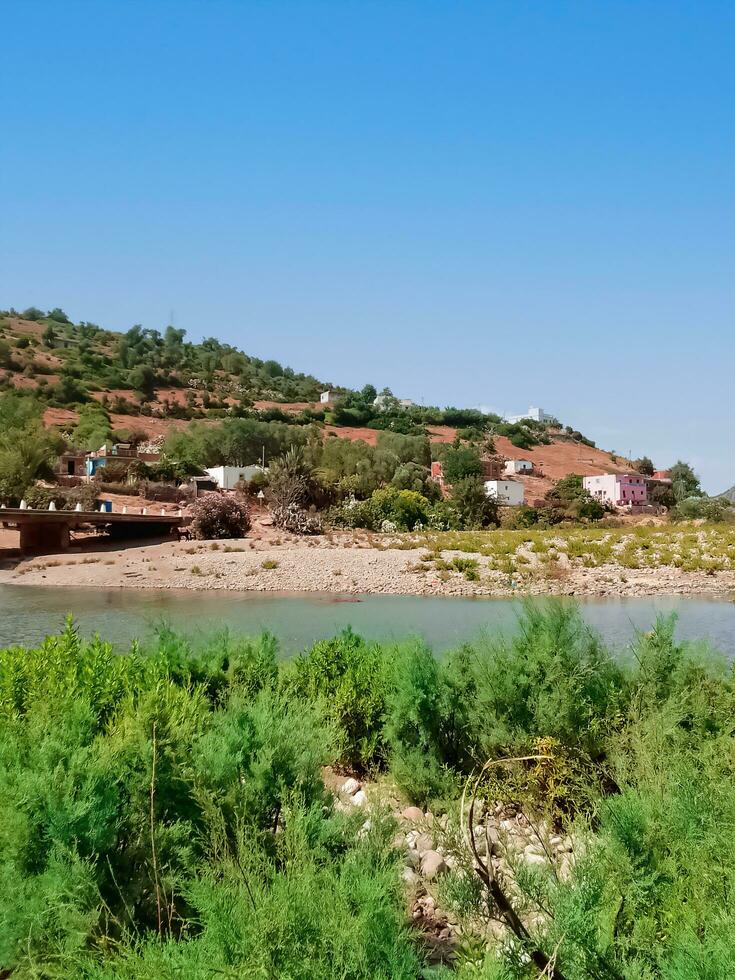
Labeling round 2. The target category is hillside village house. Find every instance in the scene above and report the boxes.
[85,443,160,478]
[506,406,556,425]
[484,479,525,506]
[204,465,267,491]
[320,390,333,404]
[504,459,533,475]
[583,473,648,508]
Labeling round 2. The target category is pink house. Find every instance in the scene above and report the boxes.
[583,473,648,508]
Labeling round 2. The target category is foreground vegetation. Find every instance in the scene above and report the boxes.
[2,605,735,977]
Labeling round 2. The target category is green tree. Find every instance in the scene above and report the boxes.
[46,307,71,323]
[670,460,703,501]
[0,393,62,501]
[451,475,499,529]
[129,364,156,400]
[632,456,655,476]
[439,442,482,485]
[20,306,44,321]
[73,403,113,450]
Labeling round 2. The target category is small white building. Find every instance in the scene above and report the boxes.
[205,465,266,491]
[320,390,333,404]
[484,479,525,506]
[506,406,556,425]
[504,459,533,475]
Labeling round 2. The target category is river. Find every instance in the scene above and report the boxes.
[1,583,734,656]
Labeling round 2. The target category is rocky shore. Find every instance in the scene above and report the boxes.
[2,526,734,598]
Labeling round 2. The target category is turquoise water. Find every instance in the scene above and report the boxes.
[1,584,734,656]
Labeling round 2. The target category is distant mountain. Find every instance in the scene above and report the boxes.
[719,485,735,503]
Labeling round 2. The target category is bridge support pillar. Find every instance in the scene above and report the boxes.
[19,521,70,553]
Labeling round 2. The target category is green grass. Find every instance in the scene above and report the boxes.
[399,522,735,577]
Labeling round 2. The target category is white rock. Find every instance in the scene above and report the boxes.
[340,777,361,796]
[524,852,546,866]
[350,790,368,807]
[415,832,433,855]
[401,868,419,886]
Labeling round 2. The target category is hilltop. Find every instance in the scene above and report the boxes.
[0,305,635,494]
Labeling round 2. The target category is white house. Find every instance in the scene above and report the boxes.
[320,390,333,404]
[504,459,533,475]
[484,479,525,506]
[205,465,267,491]
[505,406,556,425]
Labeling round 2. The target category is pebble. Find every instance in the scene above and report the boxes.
[401,806,424,823]
[340,777,361,796]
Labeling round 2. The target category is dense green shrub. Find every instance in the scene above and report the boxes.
[4,605,735,977]
[286,629,389,770]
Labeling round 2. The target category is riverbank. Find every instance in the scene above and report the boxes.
[2,517,735,598]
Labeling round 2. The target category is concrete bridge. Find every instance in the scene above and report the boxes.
[1,507,185,553]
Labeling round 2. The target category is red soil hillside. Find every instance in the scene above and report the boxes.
[491,435,633,502]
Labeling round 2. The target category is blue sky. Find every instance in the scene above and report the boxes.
[2,1,733,490]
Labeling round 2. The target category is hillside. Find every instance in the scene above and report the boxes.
[0,305,633,489]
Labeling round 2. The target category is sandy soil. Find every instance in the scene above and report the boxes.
[2,515,733,599]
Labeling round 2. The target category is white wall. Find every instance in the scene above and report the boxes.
[484,480,525,506]
[504,459,533,474]
[205,465,265,490]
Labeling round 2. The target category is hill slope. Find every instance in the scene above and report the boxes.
[0,305,633,487]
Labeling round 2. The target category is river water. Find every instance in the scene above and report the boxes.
[1,584,734,656]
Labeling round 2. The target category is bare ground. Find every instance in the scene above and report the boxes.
[2,516,734,598]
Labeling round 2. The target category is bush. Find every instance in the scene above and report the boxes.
[23,484,99,511]
[370,487,432,531]
[671,495,733,522]
[190,493,251,539]
[286,629,389,770]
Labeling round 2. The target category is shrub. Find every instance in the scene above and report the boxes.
[190,494,251,539]
[285,629,390,770]
[370,487,432,531]
[23,484,99,511]
[671,495,732,522]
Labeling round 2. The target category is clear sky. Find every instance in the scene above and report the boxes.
[2,1,733,491]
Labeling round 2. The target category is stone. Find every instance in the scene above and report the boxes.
[350,790,368,807]
[401,806,424,823]
[421,850,448,880]
[524,842,546,857]
[415,832,433,854]
[524,852,546,866]
[401,868,419,887]
[405,848,420,869]
[340,777,361,796]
